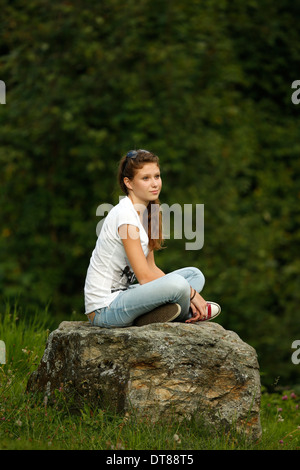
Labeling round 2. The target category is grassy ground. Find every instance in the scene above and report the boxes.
[0,303,299,450]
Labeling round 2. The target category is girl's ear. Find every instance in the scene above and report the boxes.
[123,177,132,191]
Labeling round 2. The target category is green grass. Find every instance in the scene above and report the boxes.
[0,302,299,450]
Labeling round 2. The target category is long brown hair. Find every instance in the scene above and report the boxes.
[117,149,164,251]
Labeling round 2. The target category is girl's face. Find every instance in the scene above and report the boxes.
[124,163,162,205]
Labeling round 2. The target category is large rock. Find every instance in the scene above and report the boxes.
[27,321,261,440]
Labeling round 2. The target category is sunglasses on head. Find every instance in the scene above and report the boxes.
[126,149,150,159]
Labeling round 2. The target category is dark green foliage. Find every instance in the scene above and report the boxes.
[0,1,299,387]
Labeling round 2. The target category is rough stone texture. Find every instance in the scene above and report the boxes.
[27,321,261,440]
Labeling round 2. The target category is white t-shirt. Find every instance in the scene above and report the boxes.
[84,196,149,314]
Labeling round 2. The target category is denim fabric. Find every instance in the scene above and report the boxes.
[90,267,205,328]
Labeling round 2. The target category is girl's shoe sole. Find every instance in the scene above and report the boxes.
[134,303,181,326]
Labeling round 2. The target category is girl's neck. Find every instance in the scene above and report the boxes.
[128,193,148,222]
[128,193,148,208]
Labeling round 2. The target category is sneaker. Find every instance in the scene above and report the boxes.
[198,301,221,322]
[133,303,181,327]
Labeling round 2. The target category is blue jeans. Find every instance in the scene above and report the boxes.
[90,267,205,328]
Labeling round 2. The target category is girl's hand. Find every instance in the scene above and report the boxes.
[185,291,207,323]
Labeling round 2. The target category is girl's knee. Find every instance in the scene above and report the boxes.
[168,274,190,299]
[194,268,205,291]
[187,267,205,292]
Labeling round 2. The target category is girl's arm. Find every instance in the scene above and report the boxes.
[119,224,164,285]
[146,250,165,278]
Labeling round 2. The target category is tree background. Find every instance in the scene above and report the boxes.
[1,0,299,388]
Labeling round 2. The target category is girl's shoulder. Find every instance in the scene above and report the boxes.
[112,196,133,216]
[105,196,138,225]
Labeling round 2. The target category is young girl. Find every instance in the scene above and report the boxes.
[84,149,221,328]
